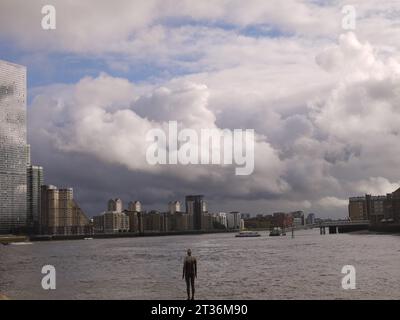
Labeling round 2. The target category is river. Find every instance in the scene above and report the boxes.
[0,229,399,299]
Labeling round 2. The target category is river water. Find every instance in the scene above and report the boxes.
[0,229,399,299]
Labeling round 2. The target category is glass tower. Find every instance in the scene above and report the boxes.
[27,165,44,233]
[0,60,27,234]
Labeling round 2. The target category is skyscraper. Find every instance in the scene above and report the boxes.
[0,60,27,234]
[27,165,44,233]
[185,195,205,230]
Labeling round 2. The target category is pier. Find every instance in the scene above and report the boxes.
[317,220,370,234]
[0,235,28,245]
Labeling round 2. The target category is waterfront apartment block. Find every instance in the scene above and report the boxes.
[0,60,28,234]
[226,211,241,229]
[185,195,206,230]
[93,211,129,234]
[94,200,140,233]
[349,188,400,224]
[215,212,227,228]
[142,211,168,232]
[128,200,141,212]
[124,210,142,233]
[40,185,92,235]
[243,212,298,229]
[201,213,215,230]
[167,212,189,231]
[108,198,123,212]
[348,196,367,220]
[93,197,227,234]
[168,201,181,214]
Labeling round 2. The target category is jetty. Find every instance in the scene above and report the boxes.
[0,235,28,245]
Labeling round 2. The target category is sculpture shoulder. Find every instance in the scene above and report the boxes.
[184,256,197,262]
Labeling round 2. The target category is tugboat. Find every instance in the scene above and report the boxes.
[235,231,261,237]
[269,227,282,236]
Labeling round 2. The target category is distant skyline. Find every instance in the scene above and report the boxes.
[1,1,400,218]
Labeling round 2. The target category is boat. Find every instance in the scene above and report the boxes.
[9,242,33,245]
[235,231,261,237]
[269,227,282,236]
[84,237,94,240]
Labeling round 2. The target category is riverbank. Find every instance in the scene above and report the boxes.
[5,225,400,243]
[369,224,400,234]
[29,229,238,242]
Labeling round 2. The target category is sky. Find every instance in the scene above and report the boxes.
[1,0,400,218]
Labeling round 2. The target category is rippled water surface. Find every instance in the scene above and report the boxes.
[0,229,399,299]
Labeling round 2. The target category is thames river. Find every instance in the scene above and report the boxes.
[0,229,399,299]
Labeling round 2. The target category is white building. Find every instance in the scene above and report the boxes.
[108,198,123,212]
[226,211,241,229]
[240,219,245,230]
[128,200,141,212]
[168,201,181,214]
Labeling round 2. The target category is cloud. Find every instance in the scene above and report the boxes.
[27,30,400,218]
[7,1,400,218]
[29,74,289,209]
[133,82,215,129]
[352,177,400,196]
[0,0,339,54]
[316,197,348,209]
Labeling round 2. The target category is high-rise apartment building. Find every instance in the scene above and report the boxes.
[108,198,123,212]
[226,211,241,229]
[128,200,141,212]
[40,185,91,235]
[168,201,181,214]
[185,195,205,230]
[27,165,43,233]
[0,60,28,234]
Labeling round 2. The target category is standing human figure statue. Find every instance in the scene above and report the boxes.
[182,249,197,300]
